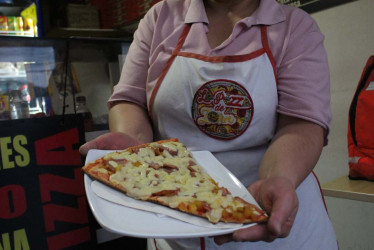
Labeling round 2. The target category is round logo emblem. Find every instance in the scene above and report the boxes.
[191,79,253,140]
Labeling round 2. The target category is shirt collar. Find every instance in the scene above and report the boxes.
[184,0,286,26]
[185,0,209,24]
[247,0,286,26]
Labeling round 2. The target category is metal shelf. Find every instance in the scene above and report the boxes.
[0,73,27,81]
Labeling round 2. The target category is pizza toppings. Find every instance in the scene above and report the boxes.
[83,139,268,224]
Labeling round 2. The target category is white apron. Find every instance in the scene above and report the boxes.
[148,24,337,250]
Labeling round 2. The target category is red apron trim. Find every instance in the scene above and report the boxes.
[311,172,341,249]
[149,24,277,120]
[311,171,328,213]
[148,24,191,119]
[261,26,277,84]
[153,238,204,250]
[177,48,266,63]
[200,237,205,250]
[153,239,159,250]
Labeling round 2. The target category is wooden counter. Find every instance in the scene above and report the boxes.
[321,175,374,203]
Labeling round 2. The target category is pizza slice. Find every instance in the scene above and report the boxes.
[82,138,268,224]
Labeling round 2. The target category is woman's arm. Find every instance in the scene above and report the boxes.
[78,5,159,155]
[109,101,153,143]
[79,102,153,155]
[259,114,324,188]
[215,114,325,243]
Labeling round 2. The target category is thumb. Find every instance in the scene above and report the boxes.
[79,132,143,155]
[248,180,264,203]
[267,191,298,237]
[79,140,98,155]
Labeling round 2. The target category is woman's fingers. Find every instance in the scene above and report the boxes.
[214,177,299,245]
[79,132,141,155]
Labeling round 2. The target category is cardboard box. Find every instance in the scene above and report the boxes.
[66,4,100,29]
[0,94,10,120]
[89,0,161,29]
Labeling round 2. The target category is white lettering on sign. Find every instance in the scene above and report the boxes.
[366,82,374,91]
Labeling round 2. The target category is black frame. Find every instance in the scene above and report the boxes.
[277,0,359,14]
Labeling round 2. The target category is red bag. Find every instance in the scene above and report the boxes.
[348,56,374,180]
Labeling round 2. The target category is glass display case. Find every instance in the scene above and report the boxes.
[0,0,39,36]
[1,0,136,131]
[0,35,131,131]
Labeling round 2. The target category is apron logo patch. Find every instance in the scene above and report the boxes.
[191,79,253,140]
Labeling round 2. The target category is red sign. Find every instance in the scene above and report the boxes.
[0,115,98,249]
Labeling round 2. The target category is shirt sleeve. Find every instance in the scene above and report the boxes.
[107,4,160,110]
[276,10,331,143]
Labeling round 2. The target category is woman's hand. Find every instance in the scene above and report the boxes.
[214,176,298,244]
[79,132,143,155]
[214,116,323,244]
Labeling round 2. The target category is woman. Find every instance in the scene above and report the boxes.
[80,0,338,249]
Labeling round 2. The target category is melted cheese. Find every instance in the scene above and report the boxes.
[94,141,248,223]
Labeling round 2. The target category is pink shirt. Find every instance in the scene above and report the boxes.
[109,0,331,139]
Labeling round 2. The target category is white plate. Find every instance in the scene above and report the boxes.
[84,149,260,239]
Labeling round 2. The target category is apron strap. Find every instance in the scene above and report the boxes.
[153,239,159,250]
[153,238,205,250]
[149,24,191,119]
[312,171,329,212]
[200,237,205,250]
[260,25,277,83]
[311,171,340,249]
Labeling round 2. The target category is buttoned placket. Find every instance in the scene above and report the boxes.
[203,18,258,55]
